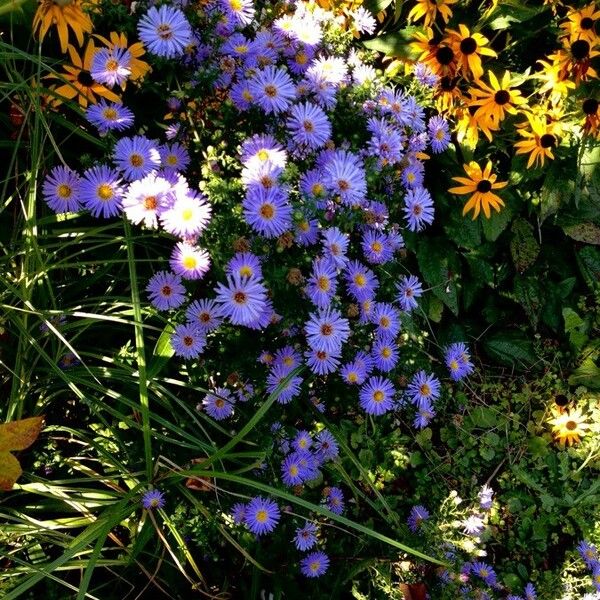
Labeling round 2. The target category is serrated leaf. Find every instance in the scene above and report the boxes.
[562,308,584,332]
[562,222,600,245]
[443,209,481,249]
[482,205,512,241]
[469,406,498,429]
[576,246,600,290]
[510,219,540,273]
[568,357,600,389]
[0,416,44,491]
[513,276,542,329]
[540,162,573,222]
[483,331,537,369]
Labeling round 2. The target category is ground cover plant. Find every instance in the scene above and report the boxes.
[0,0,599,598]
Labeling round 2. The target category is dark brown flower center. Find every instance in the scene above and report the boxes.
[321,324,333,336]
[554,394,569,407]
[234,291,247,304]
[476,179,492,193]
[571,39,590,60]
[183,336,194,347]
[494,90,510,105]
[540,133,556,148]
[566,420,577,431]
[77,70,94,87]
[460,37,477,55]
[436,46,454,65]
[581,17,594,30]
[583,98,599,115]
[161,285,172,296]
[440,76,458,91]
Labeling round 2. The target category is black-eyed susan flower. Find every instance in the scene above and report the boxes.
[48,41,121,107]
[454,106,499,147]
[560,3,600,44]
[94,32,151,83]
[448,160,507,219]
[548,407,590,446]
[407,0,457,28]
[434,75,463,113]
[536,58,576,105]
[514,113,560,168]
[33,0,93,54]
[550,38,600,83]
[582,97,600,138]
[468,70,527,125]
[446,24,497,80]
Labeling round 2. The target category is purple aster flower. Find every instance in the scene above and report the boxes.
[42,165,82,213]
[80,164,124,218]
[171,323,206,359]
[396,275,423,312]
[340,360,367,385]
[367,128,405,168]
[266,364,303,404]
[160,187,211,238]
[593,566,600,592]
[404,96,426,132]
[292,430,312,452]
[463,514,486,536]
[249,66,295,114]
[407,504,429,532]
[345,260,378,302]
[300,551,329,578]
[231,502,247,524]
[445,342,475,381]
[407,370,441,408]
[578,541,599,566]
[351,6,376,33]
[215,273,268,326]
[471,562,497,586]
[306,258,337,309]
[288,44,315,75]
[478,484,494,511]
[186,299,223,332]
[507,596,524,600]
[324,150,367,206]
[305,307,350,354]
[294,216,320,246]
[86,100,134,134]
[281,452,306,486]
[244,496,280,536]
[315,429,339,460]
[220,0,255,26]
[159,142,190,173]
[122,173,171,229]
[287,101,331,150]
[403,186,435,232]
[142,489,165,510]
[361,230,393,264]
[428,115,451,153]
[401,161,425,189]
[113,135,161,181]
[137,5,192,58]
[295,450,320,480]
[230,80,255,111]
[90,46,131,87]
[372,302,401,337]
[294,522,318,551]
[165,123,181,140]
[299,168,328,203]
[304,348,341,375]
[322,227,349,268]
[146,270,186,311]
[359,376,395,415]
[227,252,263,280]
[413,62,439,87]
[273,346,302,372]
[524,583,537,599]
[363,199,390,230]
[169,242,211,280]
[324,486,344,514]
[308,55,347,85]
[241,134,287,169]
[414,399,436,429]
[371,335,399,373]
[202,387,235,420]
[58,352,80,369]
[242,186,292,238]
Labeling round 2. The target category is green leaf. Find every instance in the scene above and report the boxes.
[416,238,460,316]
[482,205,513,241]
[363,0,393,13]
[483,331,537,369]
[562,222,600,245]
[443,210,481,249]
[427,296,444,323]
[539,161,573,222]
[147,323,176,380]
[513,276,542,329]
[576,246,600,290]
[510,218,540,273]
[362,28,422,61]
[568,357,600,389]
[468,407,498,429]
[562,308,584,332]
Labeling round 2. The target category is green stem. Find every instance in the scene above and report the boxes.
[123,218,153,480]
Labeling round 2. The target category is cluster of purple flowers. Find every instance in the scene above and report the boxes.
[578,541,600,593]
[232,496,281,536]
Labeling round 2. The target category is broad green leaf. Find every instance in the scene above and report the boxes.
[568,356,600,389]
[540,162,573,222]
[468,407,498,429]
[562,308,584,332]
[0,416,44,491]
[483,331,537,369]
[562,222,600,245]
[510,218,540,273]
[482,204,512,241]
[147,323,176,380]
[576,246,600,290]
[513,276,542,329]
[362,28,421,61]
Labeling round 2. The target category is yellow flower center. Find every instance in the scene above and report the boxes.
[290,465,298,476]
[257,149,269,161]
[181,208,194,221]
[311,183,324,196]
[242,90,253,102]
[229,0,242,10]
[317,276,330,291]
[57,184,72,199]
[97,184,113,200]
[354,274,366,287]
[183,256,197,270]
[166,155,178,166]
[255,509,268,523]
[239,266,253,277]
[348,372,358,383]
[373,391,384,402]
[105,58,119,72]
[420,383,431,396]
[371,241,382,253]
[102,108,118,121]
[260,203,274,219]
[381,347,392,358]
[143,196,157,210]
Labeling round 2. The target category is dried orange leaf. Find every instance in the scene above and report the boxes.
[0,416,45,451]
[0,451,24,491]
